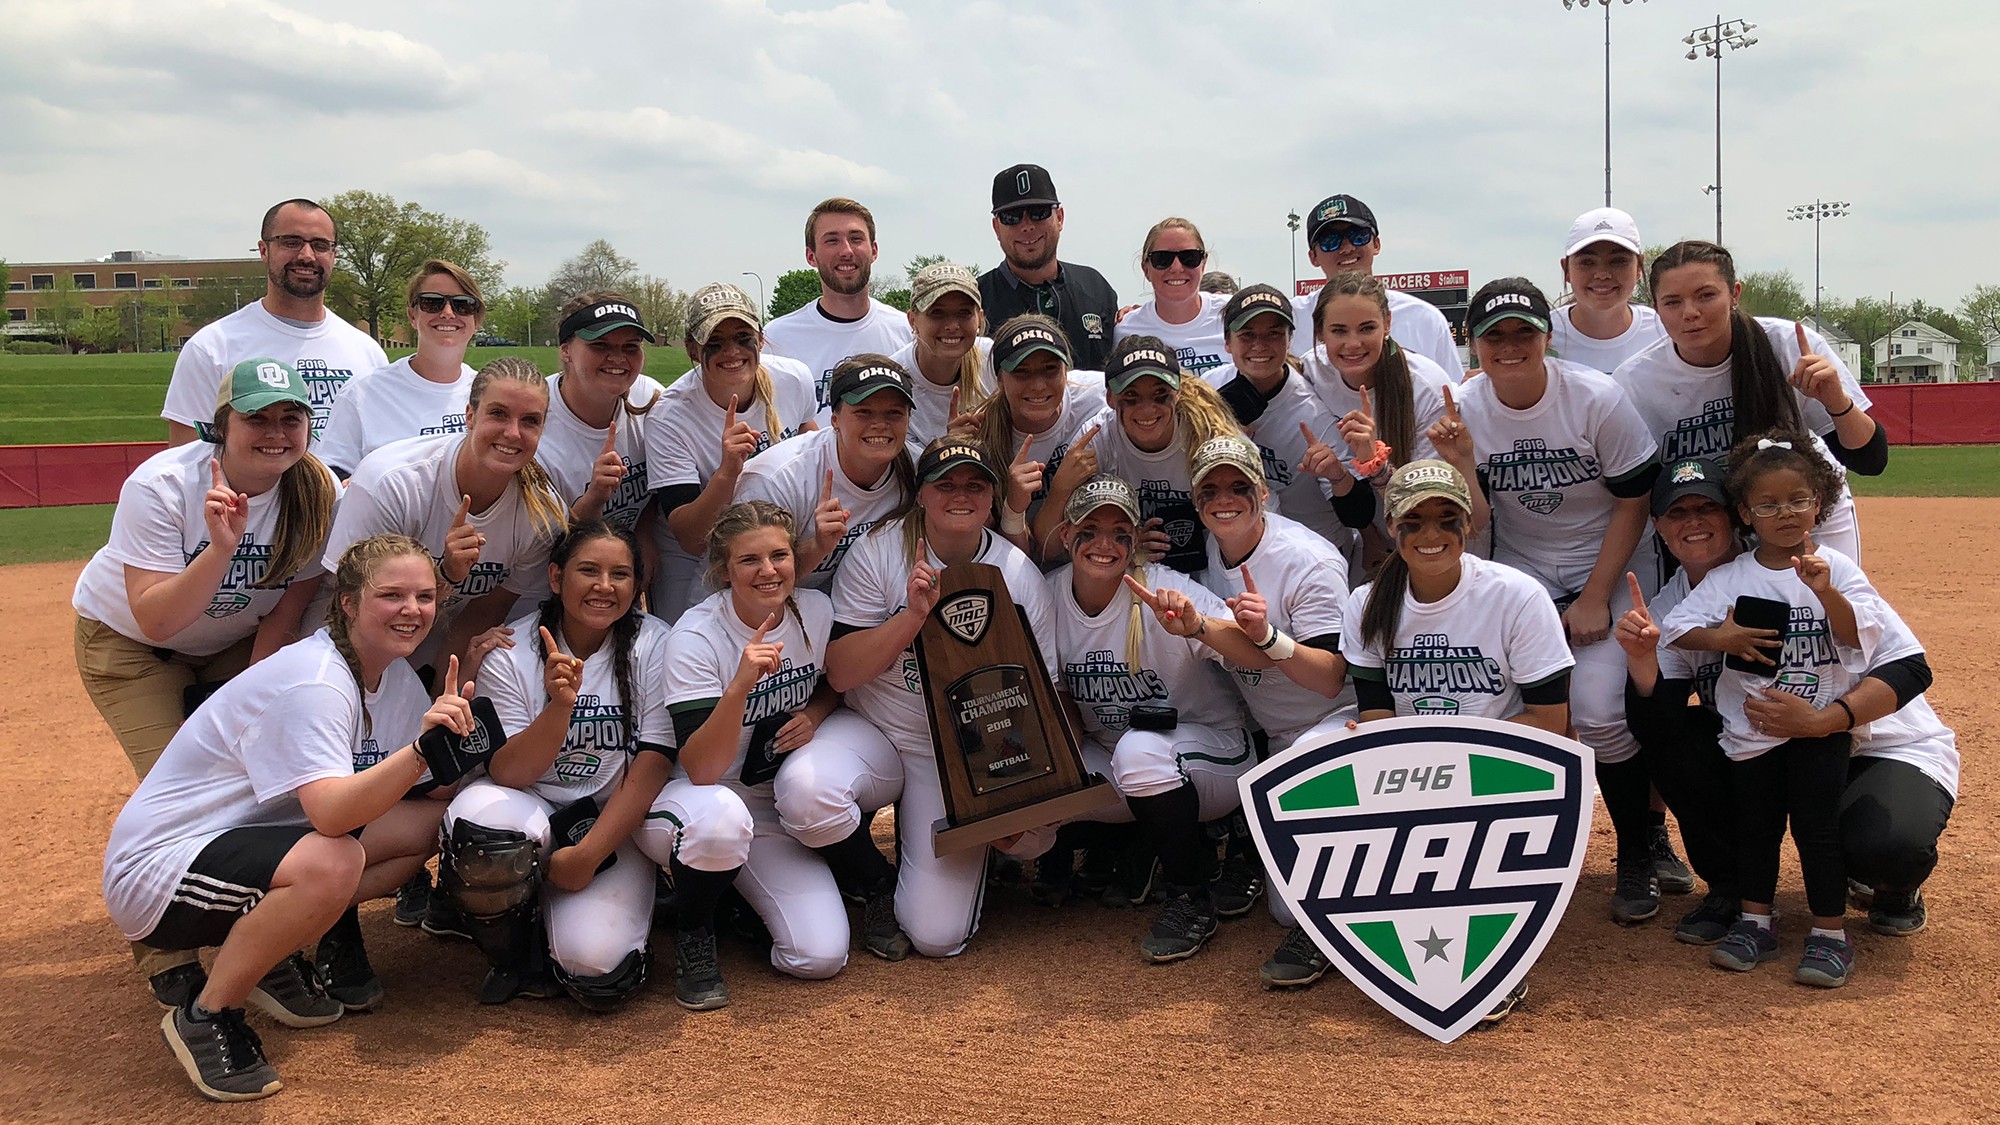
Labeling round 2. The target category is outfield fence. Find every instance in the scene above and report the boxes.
[1865,381,2000,446]
[0,442,163,508]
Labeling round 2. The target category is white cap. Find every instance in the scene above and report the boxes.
[1563,207,1643,258]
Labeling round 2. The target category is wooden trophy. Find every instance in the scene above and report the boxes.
[916,562,1117,855]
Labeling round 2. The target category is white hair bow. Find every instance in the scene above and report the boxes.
[1757,438,1792,450]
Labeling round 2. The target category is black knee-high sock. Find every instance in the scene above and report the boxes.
[811,823,896,897]
[1125,783,1213,889]
[322,904,363,950]
[669,856,743,933]
[1595,755,1655,865]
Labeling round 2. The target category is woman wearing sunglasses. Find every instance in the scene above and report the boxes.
[318,260,484,480]
[1114,219,1228,378]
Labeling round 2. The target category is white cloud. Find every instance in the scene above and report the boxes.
[551,107,904,195]
[400,149,613,204]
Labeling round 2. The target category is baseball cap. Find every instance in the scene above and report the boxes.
[685,282,760,348]
[1103,338,1181,394]
[1222,284,1296,335]
[826,355,915,406]
[992,317,1072,371]
[1467,278,1553,339]
[1307,194,1379,243]
[1564,207,1644,258]
[558,299,654,344]
[910,262,982,313]
[217,357,311,415]
[992,164,1060,213]
[1386,460,1473,520]
[1651,456,1730,519]
[1063,473,1142,525]
[916,438,999,485]
[1199,271,1238,296]
[1190,435,1266,489]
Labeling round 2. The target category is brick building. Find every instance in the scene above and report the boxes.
[4,251,263,349]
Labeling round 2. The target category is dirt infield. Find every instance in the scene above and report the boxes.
[2,497,1994,1124]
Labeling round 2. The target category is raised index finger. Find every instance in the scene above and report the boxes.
[1299,420,1321,447]
[538,625,561,656]
[822,469,836,503]
[1240,565,1260,595]
[1625,572,1648,615]
[725,394,739,435]
[1077,423,1101,450]
[1121,573,1160,608]
[453,494,472,526]
[1794,320,1814,358]
[1014,436,1034,465]
[602,411,618,453]
[211,459,227,490]
[1442,383,1459,419]
[752,611,779,642]
[444,655,460,695]
[1359,384,1373,417]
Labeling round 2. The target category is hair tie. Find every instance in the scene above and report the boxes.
[1756,438,1792,451]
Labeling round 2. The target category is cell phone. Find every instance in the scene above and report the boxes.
[1726,595,1790,676]
[1130,704,1179,732]
[547,796,615,874]
[739,712,793,787]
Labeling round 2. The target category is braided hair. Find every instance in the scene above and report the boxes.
[326,533,439,735]
[534,519,647,751]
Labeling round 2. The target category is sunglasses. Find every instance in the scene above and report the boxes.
[1746,497,1816,518]
[996,204,1056,226]
[414,292,481,316]
[1315,227,1376,253]
[1147,249,1206,271]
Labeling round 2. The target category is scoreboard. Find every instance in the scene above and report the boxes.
[1297,270,1472,345]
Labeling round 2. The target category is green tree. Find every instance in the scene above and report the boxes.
[768,269,820,319]
[878,288,913,312]
[37,277,89,352]
[184,274,264,334]
[321,189,503,342]
[633,275,692,344]
[543,239,640,307]
[902,253,979,282]
[1736,269,1808,321]
[1956,284,2000,338]
[72,306,125,353]
[485,285,545,346]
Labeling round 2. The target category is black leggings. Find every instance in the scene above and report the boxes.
[1841,756,1954,896]
[1729,734,1851,918]
[1593,755,1657,865]
[1628,684,1737,896]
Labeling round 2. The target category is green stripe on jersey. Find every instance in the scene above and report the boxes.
[1468,754,1555,796]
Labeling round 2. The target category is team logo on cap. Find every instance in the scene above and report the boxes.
[594,303,640,321]
[1594,219,1614,232]
[1125,346,1172,370]
[1402,464,1457,488]
[1484,293,1534,313]
[1239,716,1593,1043]
[938,590,993,646]
[1011,326,1059,347]
[1669,461,1707,484]
[255,362,289,389]
[695,288,738,312]
[1015,169,1032,196]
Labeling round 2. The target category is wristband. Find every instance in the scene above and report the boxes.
[1828,400,1855,418]
[1000,506,1028,535]
[1253,622,1279,649]
[1833,698,1856,731]
[1265,630,1297,661]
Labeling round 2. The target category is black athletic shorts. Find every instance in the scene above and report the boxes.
[141,825,320,951]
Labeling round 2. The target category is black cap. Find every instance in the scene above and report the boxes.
[1466,277,1553,338]
[917,438,999,485]
[558,299,655,345]
[993,164,1059,213]
[826,355,914,406]
[1307,194,1378,244]
[1222,284,1295,334]
[992,317,1072,371]
[1104,336,1181,394]
[1652,456,1730,519]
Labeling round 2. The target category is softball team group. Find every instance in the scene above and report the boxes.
[81,179,1959,1103]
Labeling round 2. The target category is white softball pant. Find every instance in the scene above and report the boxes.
[1072,722,1255,824]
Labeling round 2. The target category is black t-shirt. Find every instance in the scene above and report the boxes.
[978,261,1119,371]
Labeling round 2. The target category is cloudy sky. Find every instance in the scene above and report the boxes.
[4,0,1994,313]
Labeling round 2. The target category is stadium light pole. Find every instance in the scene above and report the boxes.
[742,271,766,320]
[1564,0,1648,208]
[1683,15,1758,243]
[1787,200,1850,325]
[1285,211,1301,295]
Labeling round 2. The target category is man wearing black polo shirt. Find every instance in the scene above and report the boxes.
[978,164,1118,371]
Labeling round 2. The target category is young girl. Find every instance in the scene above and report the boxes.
[1092,334,1242,575]
[103,534,478,1102]
[1549,208,1665,375]
[894,262,995,445]
[538,290,665,529]
[318,259,483,479]
[445,521,754,1011]
[650,281,817,622]
[972,314,1112,566]
[1659,430,1895,989]
[1113,218,1229,377]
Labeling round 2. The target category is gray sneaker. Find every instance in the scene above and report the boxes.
[160,1002,282,1102]
[1710,919,1781,972]
[1139,888,1217,964]
[674,927,729,1011]
[1609,860,1661,925]
[1209,849,1265,919]
[862,890,911,962]
[1868,889,1927,937]
[1648,825,1696,895]
[1260,926,1330,990]
[246,953,343,1028]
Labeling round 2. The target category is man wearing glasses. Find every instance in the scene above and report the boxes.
[162,198,387,445]
[1290,194,1465,381]
[978,164,1119,371]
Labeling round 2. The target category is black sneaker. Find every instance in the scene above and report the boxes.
[160,1002,282,1102]
[1073,845,1117,899]
[393,868,432,927]
[1609,859,1661,925]
[1649,825,1696,895]
[1260,926,1330,990]
[1100,837,1160,909]
[1209,849,1265,919]
[674,927,729,1011]
[149,961,208,1010]
[1674,891,1740,945]
[1029,843,1077,907]
[316,919,384,1011]
[420,891,474,943]
[862,889,911,961]
[1868,889,1927,937]
[246,953,343,1028]
[1139,888,1218,964]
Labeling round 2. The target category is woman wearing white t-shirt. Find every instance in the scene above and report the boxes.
[1549,209,1667,375]
[1112,218,1229,378]
[1615,240,1886,563]
[972,315,1112,566]
[895,262,996,445]
[444,520,751,1011]
[103,534,490,1102]
[318,259,483,479]
[1094,335,1245,575]
[539,291,665,531]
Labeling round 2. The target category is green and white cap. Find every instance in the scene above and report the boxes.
[1386,459,1472,519]
[217,357,311,414]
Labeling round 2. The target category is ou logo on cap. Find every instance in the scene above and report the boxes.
[256,362,289,388]
[1016,169,1032,196]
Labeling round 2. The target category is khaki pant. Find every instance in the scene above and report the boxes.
[74,615,255,983]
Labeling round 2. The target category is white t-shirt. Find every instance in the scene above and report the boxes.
[762,299,915,422]
[664,589,833,788]
[482,612,673,807]
[1202,363,1349,545]
[1342,555,1574,721]
[1649,568,1723,710]
[832,526,1057,749]
[1300,348,1453,465]
[1049,565,1243,736]
[1115,292,1229,377]
[1658,547,1891,761]
[998,382,1112,529]
[1096,424,1208,575]
[1551,304,1666,375]
[1455,358,1658,598]
[101,630,426,940]
[1200,513,1357,744]
[893,338,997,447]
[1293,288,1465,382]
[318,356,474,477]
[72,442,333,656]
[162,301,388,439]
[535,373,668,533]
[732,427,917,591]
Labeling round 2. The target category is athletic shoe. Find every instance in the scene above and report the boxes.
[1710,920,1780,971]
[1869,889,1927,936]
[392,868,432,928]
[1795,932,1855,988]
[1477,980,1528,1027]
[1073,846,1117,899]
[478,962,562,1005]
[1846,878,1877,910]
[1260,926,1330,990]
[315,923,384,1011]
[149,961,208,1010]
[673,927,729,1012]
[161,1002,282,1102]
[653,867,679,925]
[1100,836,1160,909]
[246,953,343,1028]
[862,890,910,962]
[1030,843,1077,907]
[1609,860,1661,925]
[1674,892,1740,945]
[1209,849,1265,919]
[420,892,474,943]
[1139,888,1218,964]
[1648,825,1696,895]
